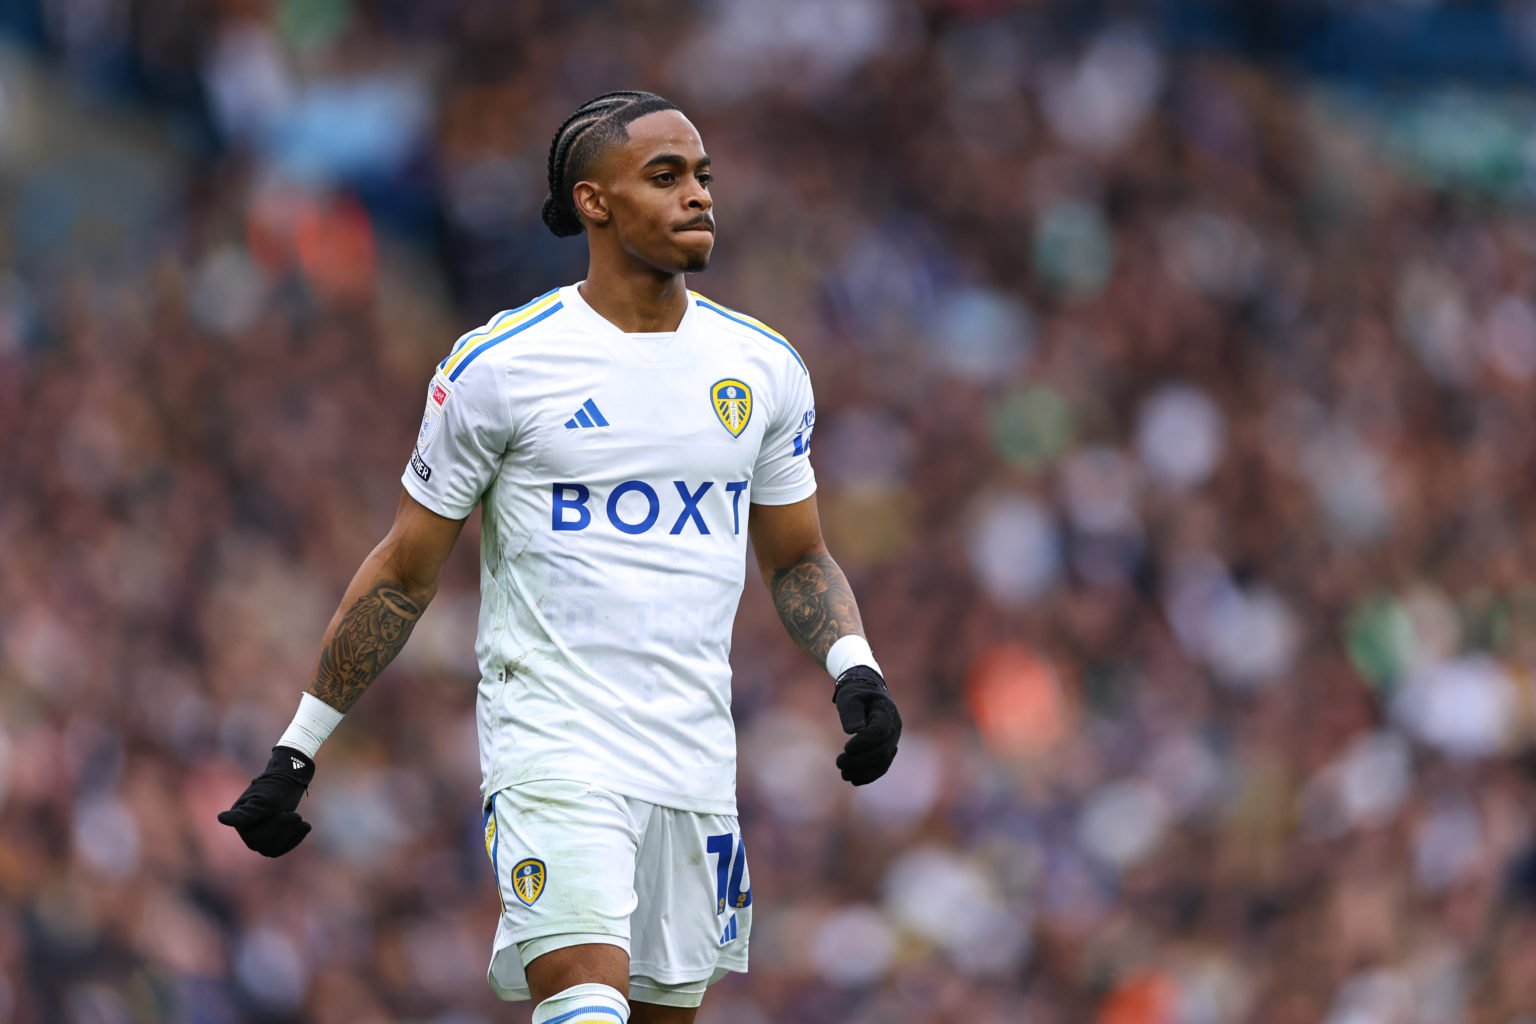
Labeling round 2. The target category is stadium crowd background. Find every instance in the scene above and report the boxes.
[5,1,1536,1021]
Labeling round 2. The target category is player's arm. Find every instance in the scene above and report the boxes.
[749,494,863,662]
[305,492,464,712]
[750,494,901,785]
[218,491,465,856]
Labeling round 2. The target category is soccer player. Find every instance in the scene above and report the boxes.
[218,90,901,1024]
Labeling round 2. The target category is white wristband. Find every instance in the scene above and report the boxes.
[277,693,345,758]
[826,635,882,683]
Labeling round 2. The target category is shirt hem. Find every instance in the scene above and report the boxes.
[482,767,738,816]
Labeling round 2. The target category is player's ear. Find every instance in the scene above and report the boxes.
[572,181,610,229]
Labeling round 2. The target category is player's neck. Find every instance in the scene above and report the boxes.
[578,264,689,334]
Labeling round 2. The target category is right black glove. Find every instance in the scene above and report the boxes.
[217,745,316,857]
[832,666,902,786]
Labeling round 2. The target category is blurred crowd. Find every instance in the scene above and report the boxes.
[6,1,1536,1022]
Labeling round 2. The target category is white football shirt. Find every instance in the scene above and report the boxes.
[401,283,817,814]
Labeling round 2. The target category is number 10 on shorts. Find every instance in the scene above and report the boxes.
[706,832,752,915]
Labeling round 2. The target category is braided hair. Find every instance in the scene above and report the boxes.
[542,90,681,238]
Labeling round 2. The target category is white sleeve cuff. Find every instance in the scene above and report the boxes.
[277,693,345,758]
[827,635,881,682]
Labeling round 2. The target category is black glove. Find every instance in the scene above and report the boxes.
[832,666,901,785]
[217,745,316,857]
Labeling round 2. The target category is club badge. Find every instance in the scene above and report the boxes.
[512,858,546,907]
[711,378,752,438]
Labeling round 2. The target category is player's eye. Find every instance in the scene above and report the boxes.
[697,173,712,187]
[653,172,676,185]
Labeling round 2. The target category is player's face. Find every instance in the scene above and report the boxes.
[603,110,714,275]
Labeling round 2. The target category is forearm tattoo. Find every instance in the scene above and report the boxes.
[769,552,864,665]
[308,583,424,712]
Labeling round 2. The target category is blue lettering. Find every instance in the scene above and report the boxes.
[551,479,754,535]
[707,833,733,914]
[725,480,749,534]
[551,483,591,531]
[607,480,660,535]
[670,480,713,535]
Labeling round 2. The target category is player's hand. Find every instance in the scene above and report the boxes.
[217,745,316,857]
[832,666,901,785]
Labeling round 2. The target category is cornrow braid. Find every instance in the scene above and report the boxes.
[542,90,680,238]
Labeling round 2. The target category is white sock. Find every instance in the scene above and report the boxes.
[531,982,629,1024]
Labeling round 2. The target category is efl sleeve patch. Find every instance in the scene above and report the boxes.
[400,366,505,519]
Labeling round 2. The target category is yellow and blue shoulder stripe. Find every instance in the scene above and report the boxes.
[691,291,806,374]
[439,288,564,382]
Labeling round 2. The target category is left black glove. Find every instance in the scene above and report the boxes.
[217,745,316,857]
[832,666,901,785]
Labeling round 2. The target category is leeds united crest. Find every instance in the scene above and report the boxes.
[711,379,752,438]
[512,857,546,906]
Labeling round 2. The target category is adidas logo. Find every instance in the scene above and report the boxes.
[564,399,610,430]
[291,757,306,770]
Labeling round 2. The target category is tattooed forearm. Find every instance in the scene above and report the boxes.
[769,552,865,665]
[308,582,425,713]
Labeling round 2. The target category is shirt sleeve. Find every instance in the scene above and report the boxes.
[400,365,509,519]
[751,354,818,505]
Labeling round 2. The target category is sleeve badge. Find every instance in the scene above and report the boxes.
[417,377,451,453]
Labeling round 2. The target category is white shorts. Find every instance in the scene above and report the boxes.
[482,779,752,1007]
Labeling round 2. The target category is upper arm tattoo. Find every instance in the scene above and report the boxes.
[769,551,864,665]
[308,583,424,712]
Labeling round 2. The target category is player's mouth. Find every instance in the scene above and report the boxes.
[674,217,714,235]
